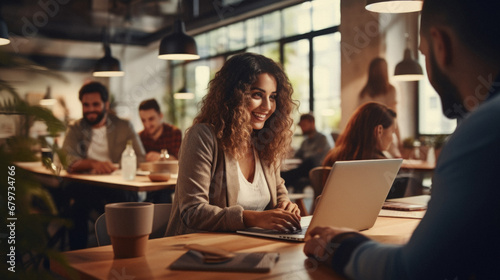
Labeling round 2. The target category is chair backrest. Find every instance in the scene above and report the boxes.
[308,166,332,213]
[95,203,172,246]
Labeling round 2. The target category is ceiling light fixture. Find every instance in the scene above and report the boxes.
[93,10,124,77]
[174,87,194,100]
[158,0,199,60]
[93,43,125,77]
[0,6,10,46]
[365,0,422,13]
[394,48,423,81]
[394,31,423,81]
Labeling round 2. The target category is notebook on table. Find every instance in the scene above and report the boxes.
[237,159,403,242]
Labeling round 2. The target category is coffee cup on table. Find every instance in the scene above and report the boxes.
[105,202,154,259]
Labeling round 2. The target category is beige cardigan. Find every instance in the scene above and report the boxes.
[165,124,290,236]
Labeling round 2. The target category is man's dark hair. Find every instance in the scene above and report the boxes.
[421,0,500,63]
[139,98,161,114]
[299,113,315,123]
[79,82,109,102]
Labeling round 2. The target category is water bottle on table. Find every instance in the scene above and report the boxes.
[121,140,136,181]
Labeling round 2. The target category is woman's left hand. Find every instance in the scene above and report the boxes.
[276,200,301,217]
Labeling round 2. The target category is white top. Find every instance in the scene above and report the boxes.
[236,150,271,211]
[87,126,111,162]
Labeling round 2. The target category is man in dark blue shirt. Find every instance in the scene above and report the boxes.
[303,1,500,279]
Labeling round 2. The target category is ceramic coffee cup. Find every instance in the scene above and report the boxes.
[105,202,154,258]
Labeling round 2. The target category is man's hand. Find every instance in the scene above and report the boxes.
[303,226,356,263]
[145,151,161,162]
[90,160,117,174]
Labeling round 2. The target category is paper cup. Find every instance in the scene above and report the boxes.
[105,202,154,258]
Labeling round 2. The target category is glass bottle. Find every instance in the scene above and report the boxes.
[121,140,136,181]
[159,149,170,161]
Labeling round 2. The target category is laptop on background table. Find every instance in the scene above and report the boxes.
[237,159,403,242]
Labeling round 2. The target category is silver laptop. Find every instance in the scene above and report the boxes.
[237,159,403,242]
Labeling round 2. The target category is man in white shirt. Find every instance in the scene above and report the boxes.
[62,81,145,249]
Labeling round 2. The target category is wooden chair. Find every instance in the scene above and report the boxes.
[95,203,172,246]
[308,166,332,214]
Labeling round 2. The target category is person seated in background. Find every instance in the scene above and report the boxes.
[62,81,145,249]
[358,57,401,158]
[138,98,182,203]
[281,113,331,193]
[138,98,182,161]
[304,0,500,278]
[165,53,301,236]
[322,102,397,167]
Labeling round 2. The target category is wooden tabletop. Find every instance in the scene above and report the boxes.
[50,216,421,280]
[401,159,435,172]
[16,161,177,192]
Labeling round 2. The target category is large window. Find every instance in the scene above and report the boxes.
[170,0,341,135]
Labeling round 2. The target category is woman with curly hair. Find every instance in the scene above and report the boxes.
[323,102,397,167]
[166,53,301,236]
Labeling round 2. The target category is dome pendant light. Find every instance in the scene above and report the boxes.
[93,11,124,77]
[365,0,422,13]
[0,5,10,45]
[394,48,423,81]
[158,0,199,60]
[93,43,124,77]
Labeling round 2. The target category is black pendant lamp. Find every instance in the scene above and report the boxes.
[365,0,422,13]
[174,86,194,99]
[93,43,124,77]
[394,48,423,81]
[158,0,199,60]
[93,12,124,77]
[0,5,10,46]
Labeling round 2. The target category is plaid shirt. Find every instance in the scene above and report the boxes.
[139,123,182,158]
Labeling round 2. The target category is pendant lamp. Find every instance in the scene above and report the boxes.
[158,0,199,60]
[0,7,10,46]
[365,0,422,13]
[93,43,124,77]
[93,12,124,77]
[174,86,194,99]
[394,48,423,81]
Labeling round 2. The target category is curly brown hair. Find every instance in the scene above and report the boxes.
[193,53,297,165]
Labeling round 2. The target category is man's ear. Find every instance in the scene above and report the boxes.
[105,101,110,110]
[429,26,453,67]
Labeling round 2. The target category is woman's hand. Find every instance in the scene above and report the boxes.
[303,226,355,262]
[243,209,301,232]
[276,200,301,217]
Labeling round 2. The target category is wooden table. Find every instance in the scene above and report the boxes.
[16,161,177,192]
[50,216,421,280]
[401,159,435,172]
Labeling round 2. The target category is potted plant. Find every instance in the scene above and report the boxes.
[0,53,73,279]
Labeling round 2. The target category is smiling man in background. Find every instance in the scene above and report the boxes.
[62,81,145,249]
[138,98,181,203]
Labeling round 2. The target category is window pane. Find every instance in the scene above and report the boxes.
[209,27,228,55]
[314,33,341,132]
[283,2,312,37]
[418,53,456,134]
[228,22,245,51]
[312,0,340,31]
[245,17,261,47]
[284,39,310,116]
[262,11,281,41]
[248,42,280,62]
[194,33,210,58]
